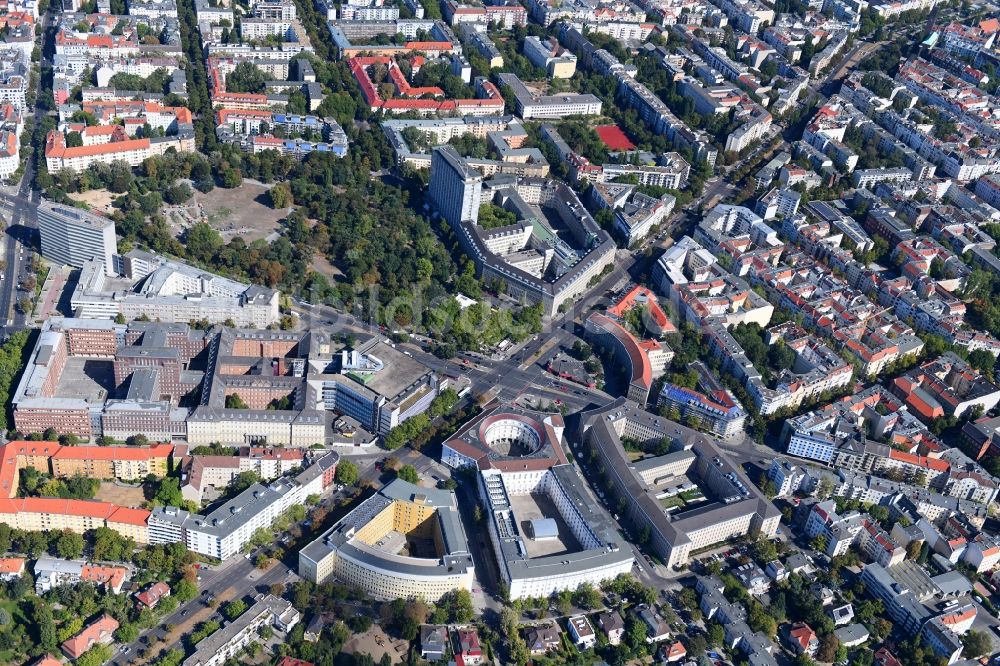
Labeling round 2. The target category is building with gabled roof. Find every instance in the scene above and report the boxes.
[455,626,483,666]
[419,625,448,661]
[597,610,625,645]
[61,614,118,660]
[893,352,1000,421]
[32,655,61,666]
[783,622,818,656]
[135,581,170,609]
[524,623,561,655]
[0,557,24,580]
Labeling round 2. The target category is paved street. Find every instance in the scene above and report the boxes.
[0,0,53,337]
[106,556,298,666]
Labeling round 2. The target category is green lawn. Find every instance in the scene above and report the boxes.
[659,495,683,509]
[679,490,705,502]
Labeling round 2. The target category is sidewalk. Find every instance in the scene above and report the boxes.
[31,263,63,324]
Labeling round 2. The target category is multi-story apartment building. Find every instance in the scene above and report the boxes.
[429,145,482,227]
[0,48,28,110]
[149,453,337,559]
[658,382,746,439]
[35,557,130,594]
[703,322,853,417]
[892,352,1000,421]
[707,0,773,32]
[177,446,304,503]
[803,500,904,565]
[0,498,151,543]
[590,182,675,245]
[523,36,576,78]
[181,595,299,666]
[458,23,503,68]
[48,444,172,480]
[600,154,690,189]
[443,0,525,27]
[974,173,1000,208]
[585,312,672,405]
[44,126,195,173]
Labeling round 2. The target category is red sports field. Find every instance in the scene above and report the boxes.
[595,124,636,151]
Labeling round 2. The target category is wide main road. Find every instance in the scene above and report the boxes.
[0,0,55,337]
[106,556,299,666]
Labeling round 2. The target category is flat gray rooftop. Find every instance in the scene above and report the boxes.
[888,560,940,601]
[57,357,116,402]
[510,492,581,559]
[357,341,430,399]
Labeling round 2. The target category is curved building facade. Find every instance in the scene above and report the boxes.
[584,312,672,406]
[442,403,634,600]
[298,479,474,602]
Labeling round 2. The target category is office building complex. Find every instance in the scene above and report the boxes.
[37,199,118,275]
[305,335,445,437]
[71,250,281,328]
[578,398,781,568]
[441,403,634,599]
[496,73,602,119]
[13,318,442,444]
[430,147,616,317]
[299,479,474,601]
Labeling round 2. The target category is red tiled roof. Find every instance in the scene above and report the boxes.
[61,615,118,659]
[788,622,816,651]
[0,557,24,574]
[33,655,61,666]
[887,448,950,473]
[45,131,149,159]
[587,313,654,390]
[403,41,453,50]
[216,108,273,124]
[108,506,152,526]
[135,581,170,608]
[81,565,128,591]
[874,648,902,666]
[50,443,172,461]
[607,285,674,333]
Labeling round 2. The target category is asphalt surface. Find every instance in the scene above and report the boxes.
[0,1,53,337]
[107,554,299,666]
